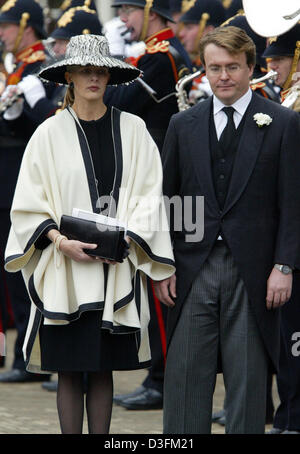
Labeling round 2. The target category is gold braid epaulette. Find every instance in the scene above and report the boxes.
[251,82,266,91]
[146,39,170,54]
[23,50,46,64]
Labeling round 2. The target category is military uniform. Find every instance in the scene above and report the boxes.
[178,0,226,68]
[105,27,192,151]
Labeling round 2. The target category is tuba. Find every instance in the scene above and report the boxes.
[242,0,300,37]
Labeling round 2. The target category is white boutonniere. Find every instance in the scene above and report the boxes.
[253,113,273,127]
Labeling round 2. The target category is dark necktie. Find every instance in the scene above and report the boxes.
[219,106,236,154]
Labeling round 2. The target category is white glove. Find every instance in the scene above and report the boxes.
[3,97,24,120]
[124,41,146,58]
[18,74,46,108]
[104,17,129,56]
[1,84,24,120]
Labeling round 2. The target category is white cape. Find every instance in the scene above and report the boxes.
[5,107,175,373]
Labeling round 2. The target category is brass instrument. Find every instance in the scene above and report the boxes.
[249,69,278,85]
[176,69,203,111]
[176,69,278,111]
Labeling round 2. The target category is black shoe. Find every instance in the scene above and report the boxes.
[42,380,58,392]
[114,385,147,405]
[0,369,51,383]
[116,387,163,410]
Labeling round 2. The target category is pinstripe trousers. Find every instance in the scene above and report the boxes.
[163,241,268,434]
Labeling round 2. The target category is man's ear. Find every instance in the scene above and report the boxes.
[248,64,254,79]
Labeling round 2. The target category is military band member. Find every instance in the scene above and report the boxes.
[50,0,102,56]
[178,0,226,67]
[264,24,300,112]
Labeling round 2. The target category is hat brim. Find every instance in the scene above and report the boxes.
[39,55,141,85]
[111,2,175,23]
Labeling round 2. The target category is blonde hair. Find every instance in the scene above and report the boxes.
[62,65,76,109]
[62,84,75,109]
[199,26,256,68]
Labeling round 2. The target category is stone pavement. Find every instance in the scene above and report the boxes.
[0,329,279,434]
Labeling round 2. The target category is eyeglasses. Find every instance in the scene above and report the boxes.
[206,64,243,76]
[118,5,140,16]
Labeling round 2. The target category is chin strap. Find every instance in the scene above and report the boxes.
[13,12,30,55]
[193,12,209,54]
[283,41,300,90]
[139,0,154,42]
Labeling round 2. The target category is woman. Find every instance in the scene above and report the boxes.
[4,34,175,434]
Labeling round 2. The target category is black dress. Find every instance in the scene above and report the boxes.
[39,107,150,372]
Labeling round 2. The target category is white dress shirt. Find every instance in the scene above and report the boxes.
[213,88,252,239]
[213,88,253,139]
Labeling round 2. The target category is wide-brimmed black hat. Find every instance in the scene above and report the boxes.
[180,0,226,27]
[51,5,102,40]
[39,34,141,85]
[0,0,47,38]
[112,0,175,23]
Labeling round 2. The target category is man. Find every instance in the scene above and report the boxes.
[264,25,300,112]
[155,26,300,433]
[0,0,54,383]
[261,24,300,434]
[178,0,225,67]
[105,0,192,411]
[168,0,196,36]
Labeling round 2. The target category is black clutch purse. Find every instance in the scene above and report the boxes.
[60,215,128,263]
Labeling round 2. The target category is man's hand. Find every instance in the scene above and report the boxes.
[266,267,293,310]
[153,274,176,307]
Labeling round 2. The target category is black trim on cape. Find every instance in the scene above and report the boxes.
[5,219,58,267]
[127,230,176,267]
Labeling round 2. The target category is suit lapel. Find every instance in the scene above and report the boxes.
[188,98,220,214]
[222,94,268,215]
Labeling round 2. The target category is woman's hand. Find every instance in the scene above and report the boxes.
[60,239,117,265]
[47,229,118,264]
[59,239,97,262]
